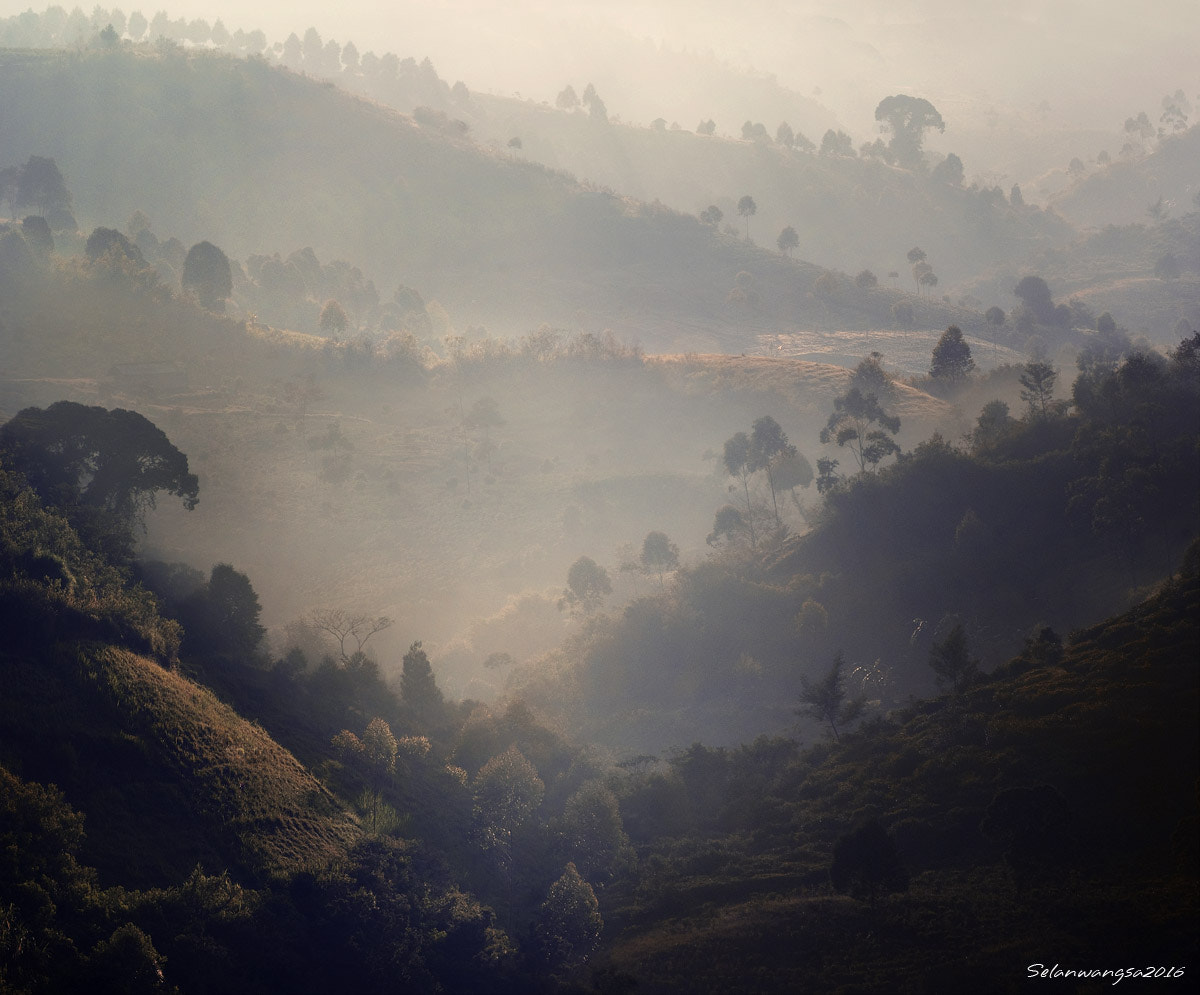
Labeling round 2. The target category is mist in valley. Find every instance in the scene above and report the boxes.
[1,3,1198,992]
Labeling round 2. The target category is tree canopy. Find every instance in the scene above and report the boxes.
[15,155,72,219]
[0,401,198,559]
[561,556,612,614]
[929,325,976,383]
[819,387,902,474]
[874,95,945,169]
[181,240,232,311]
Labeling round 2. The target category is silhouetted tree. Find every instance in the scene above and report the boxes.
[815,456,841,494]
[820,129,855,156]
[319,299,348,338]
[797,652,865,741]
[831,819,908,901]
[639,531,679,587]
[562,782,628,880]
[855,269,878,289]
[706,504,752,548]
[874,94,945,169]
[560,556,612,614]
[931,151,964,185]
[820,387,901,474]
[582,83,607,122]
[199,563,265,655]
[556,84,579,110]
[777,225,799,256]
[776,121,794,146]
[182,241,232,311]
[699,205,723,227]
[1013,275,1055,324]
[736,195,757,239]
[85,226,144,267]
[308,608,393,664]
[400,640,444,717]
[929,325,976,384]
[750,415,797,524]
[534,863,602,967]
[15,156,71,218]
[928,623,978,693]
[723,431,758,545]
[0,402,197,560]
[697,119,716,135]
[971,400,1012,454]
[1019,361,1058,418]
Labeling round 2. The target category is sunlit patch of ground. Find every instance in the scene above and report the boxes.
[757,328,1026,376]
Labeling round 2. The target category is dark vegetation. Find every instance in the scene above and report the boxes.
[1,11,1198,994]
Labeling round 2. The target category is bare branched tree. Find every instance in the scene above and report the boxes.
[307,608,393,663]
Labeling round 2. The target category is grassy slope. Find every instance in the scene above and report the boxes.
[0,636,355,887]
[0,46,976,352]
[598,573,1200,993]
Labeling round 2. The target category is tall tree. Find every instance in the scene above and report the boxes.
[874,94,945,169]
[1019,361,1058,418]
[307,608,393,663]
[929,325,976,384]
[819,387,901,474]
[736,195,757,239]
[199,563,265,655]
[1013,275,1055,324]
[722,431,758,546]
[639,531,679,587]
[560,556,612,614]
[556,84,580,110]
[474,745,544,839]
[319,299,348,338]
[750,415,797,524]
[796,651,865,741]
[535,863,603,968]
[400,640,444,717]
[15,156,71,218]
[182,241,232,311]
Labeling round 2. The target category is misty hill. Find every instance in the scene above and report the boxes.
[0,46,976,353]
[508,338,1200,753]
[1,224,966,704]
[1052,125,1200,228]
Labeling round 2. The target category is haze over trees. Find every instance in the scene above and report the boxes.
[0,7,1197,994]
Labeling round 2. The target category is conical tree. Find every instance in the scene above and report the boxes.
[535,862,603,968]
[401,640,444,719]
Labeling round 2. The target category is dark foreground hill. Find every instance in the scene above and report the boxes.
[592,566,1200,993]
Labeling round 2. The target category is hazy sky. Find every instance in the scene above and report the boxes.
[1,1,1196,131]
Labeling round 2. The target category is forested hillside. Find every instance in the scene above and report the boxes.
[1,6,1197,993]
